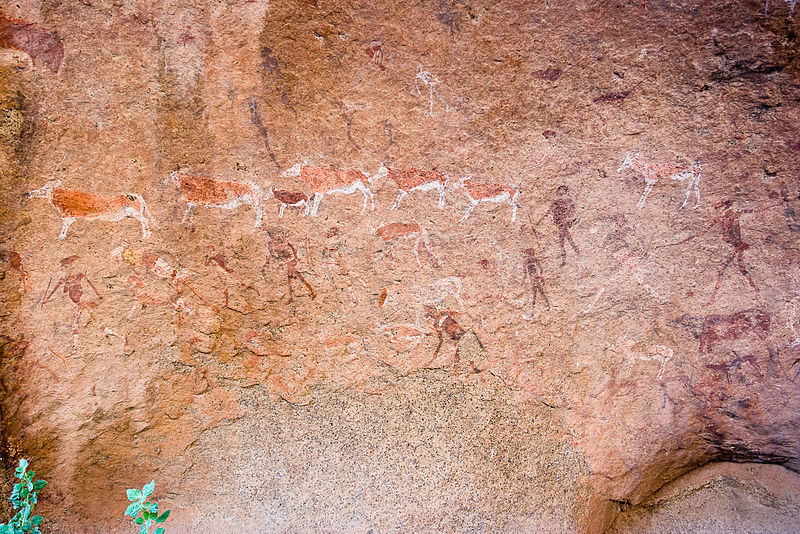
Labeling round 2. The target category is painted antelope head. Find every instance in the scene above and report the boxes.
[23,179,61,200]
[369,164,389,185]
[446,175,470,192]
[280,161,307,179]
[162,170,181,186]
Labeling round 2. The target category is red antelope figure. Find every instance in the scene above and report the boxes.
[618,152,702,209]
[24,180,153,239]
[270,189,309,218]
[375,222,439,267]
[165,171,265,227]
[370,166,449,209]
[450,176,520,222]
[281,162,373,216]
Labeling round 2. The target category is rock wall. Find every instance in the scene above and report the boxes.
[0,0,799,532]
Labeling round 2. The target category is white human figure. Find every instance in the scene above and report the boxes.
[412,65,449,117]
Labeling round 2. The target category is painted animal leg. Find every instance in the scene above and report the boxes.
[58,218,76,240]
[709,251,736,304]
[693,176,701,207]
[461,200,478,221]
[278,203,287,218]
[510,198,518,222]
[132,211,151,239]
[679,180,693,210]
[357,183,374,213]
[310,193,323,217]
[302,201,310,216]
[253,201,263,228]
[437,185,446,208]
[638,181,655,209]
[392,190,407,210]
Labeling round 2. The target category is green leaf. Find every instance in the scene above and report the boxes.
[134,517,143,525]
[124,502,142,517]
[33,480,46,491]
[156,510,170,523]
[149,502,159,515]
[142,480,155,498]
[127,489,142,502]
[30,517,42,526]
[18,459,28,470]
[155,528,165,534]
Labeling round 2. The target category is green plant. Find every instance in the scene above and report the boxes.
[124,480,170,534]
[0,458,47,534]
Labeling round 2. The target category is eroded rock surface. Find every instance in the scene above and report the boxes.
[0,0,799,532]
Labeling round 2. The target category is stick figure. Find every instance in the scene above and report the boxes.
[536,185,580,266]
[262,227,315,304]
[708,200,758,304]
[424,304,465,364]
[412,65,449,117]
[522,247,550,311]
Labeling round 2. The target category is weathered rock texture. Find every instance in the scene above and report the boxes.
[0,0,799,532]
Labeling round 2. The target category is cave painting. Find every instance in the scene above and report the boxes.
[617,152,702,209]
[371,166,450,209]
[270,189,310,218]
[522,247,549,312]
[164,171,265,228]
[450,176,520,222]
[25,180,153,239]
[698,309,770,354]
[262,226,315,304]
[375,222,439,267]
[281,163,374,216]
[424,304,466,364]
[536,185,579,266]
[0,249,29,293]
[412,65,449,117]
[706,351,762,384]
[365,40,385,70]
[42,256,102,351]
[0,13,64,73]
[707,200,758,304]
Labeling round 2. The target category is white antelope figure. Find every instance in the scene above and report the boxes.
[282,162,373,216]
[371,166,449,209]
[617,152,702,210]
[449,176,520,222]
[164,171,265,227]
[24,180,153,239]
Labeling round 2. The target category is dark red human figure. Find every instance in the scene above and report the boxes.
[262,227,315,304]
[0,249,28,293]
[42,256,102,351]
[522,247,549,311]
[536,185,580,266]
[708,200,758,304]
[43,256,101,309]
[424,304,465,363]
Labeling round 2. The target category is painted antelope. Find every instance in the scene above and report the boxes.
[281,162,373,216]
[617,152,702,210]
[370,166,449,209]
[375,222,439,267]
[449,176,520,222]
[270,189,310,218]
[164,171,265,228]
[24,180,153,239]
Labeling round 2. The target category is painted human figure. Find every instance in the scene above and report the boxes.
[522,247,549,311]
[263,227,315,304]
[537,185,580,266]
[42,255,102,350]
[708,200,758,304]
[424,304,465,363]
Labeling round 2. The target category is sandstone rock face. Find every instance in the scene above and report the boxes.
[0,0,798,532]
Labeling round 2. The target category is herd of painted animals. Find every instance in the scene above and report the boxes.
[0,459,170,533]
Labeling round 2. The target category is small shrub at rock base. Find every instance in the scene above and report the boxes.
[0,458,47,534]
[125,480,170,534]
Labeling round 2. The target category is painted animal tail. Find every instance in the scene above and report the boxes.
[510,184,521,204]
